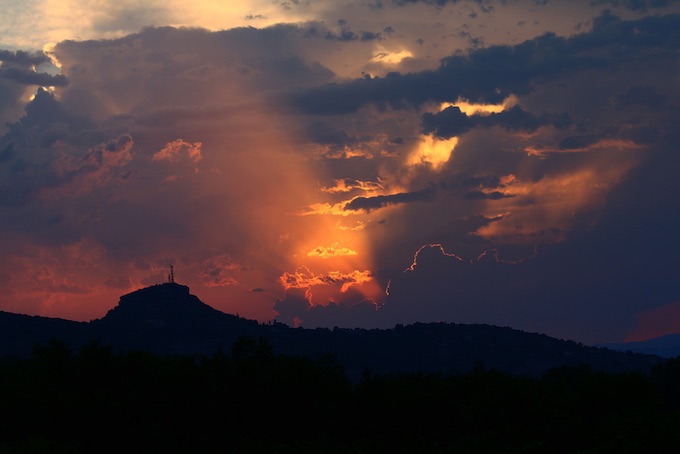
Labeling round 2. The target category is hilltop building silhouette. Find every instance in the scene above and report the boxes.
[168,265,175,284]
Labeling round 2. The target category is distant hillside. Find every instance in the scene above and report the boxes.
[600,334,680,359]
[0,283,665,377]
[0,311,90,357]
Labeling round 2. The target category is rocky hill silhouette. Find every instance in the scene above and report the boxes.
[90,282,261,355]
[0,282,665,377]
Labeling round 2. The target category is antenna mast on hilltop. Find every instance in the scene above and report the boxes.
[168,265,175,284]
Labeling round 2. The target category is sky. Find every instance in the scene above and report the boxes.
[1,0,679,345]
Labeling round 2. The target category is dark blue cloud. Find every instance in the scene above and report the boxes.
[422,105,570,138]
[344,186,437,211]
[288,13,680,114]
[590,0,680,12]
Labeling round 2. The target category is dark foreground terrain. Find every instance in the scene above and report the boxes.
[2,337,680,453]
[0,283,664,378]
[1,283,676,452]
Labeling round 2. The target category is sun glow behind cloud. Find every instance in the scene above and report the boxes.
[371,46,413,66]
[307,243,359,259]
[1,0,318,50]
[406,135,459,170]
[440,96,518,116]
[405,97,516,171]
[2,1,679,345]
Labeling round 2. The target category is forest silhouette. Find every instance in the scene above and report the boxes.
[3,336,680,453]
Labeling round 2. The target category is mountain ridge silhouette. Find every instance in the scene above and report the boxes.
[0,282,666,377]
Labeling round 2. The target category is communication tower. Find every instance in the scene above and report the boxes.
[168,265,175,284]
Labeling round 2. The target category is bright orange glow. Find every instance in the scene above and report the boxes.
[371,47,413,65]
[279,267,373,294]
[307,243,359,259]
[298,201,355,217]
[406,135,458,171]
[440,95,517,116]
[336,220,367,231]
[321,179,383,194]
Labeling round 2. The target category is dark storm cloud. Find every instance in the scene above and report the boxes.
[280,10,680,343]
[340,173,515,212]
[288,13,680,114]
[305,121,356,145]
[422,105,569,138]
[3,2,679,343]
[344,186,437,211]
[0,50,51,66]
[0,50,68,87]
[616,85,669,110]
[320,20,383,41]
[439,174,502,190]
[3,88,94,149]
[381,131,680,343]
[0,67,68,87]
[463,190,514,200]
[590,0,680,11]
[0,98,131,207]
[274,289,311,326]
[52,24,336,120]
[393,0,678,8]
[389,0,502,7]
[307,128,675,343]
[558,134,600,150]
[0,50,69,135]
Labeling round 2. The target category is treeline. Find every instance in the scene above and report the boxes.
[2,337,680,453]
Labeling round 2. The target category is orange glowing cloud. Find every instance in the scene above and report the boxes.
[406,135,458,171]
[307,243,359,259]
[370,46,413,65]
[152,139,203,163]
[321,178,383,194]
[298,201,356,217]
[336,220,367,231]
[440,96,517,117]
[279,267,374,295]
[473,160,637,244]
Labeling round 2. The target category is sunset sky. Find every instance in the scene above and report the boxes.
[1,0,679,345]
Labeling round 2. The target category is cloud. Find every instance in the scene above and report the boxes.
[152,139,202,163]
[590,0,680,12]
[344,186,437,211]
[422,105,567,138]
[0,49,52,66]
[288,13,680,114]
[0,50,68,135]
[0,5,679,345]
[307,243,359,258]
[321,178,384,193]
[0,66,68,87]
[279,267,374,294]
